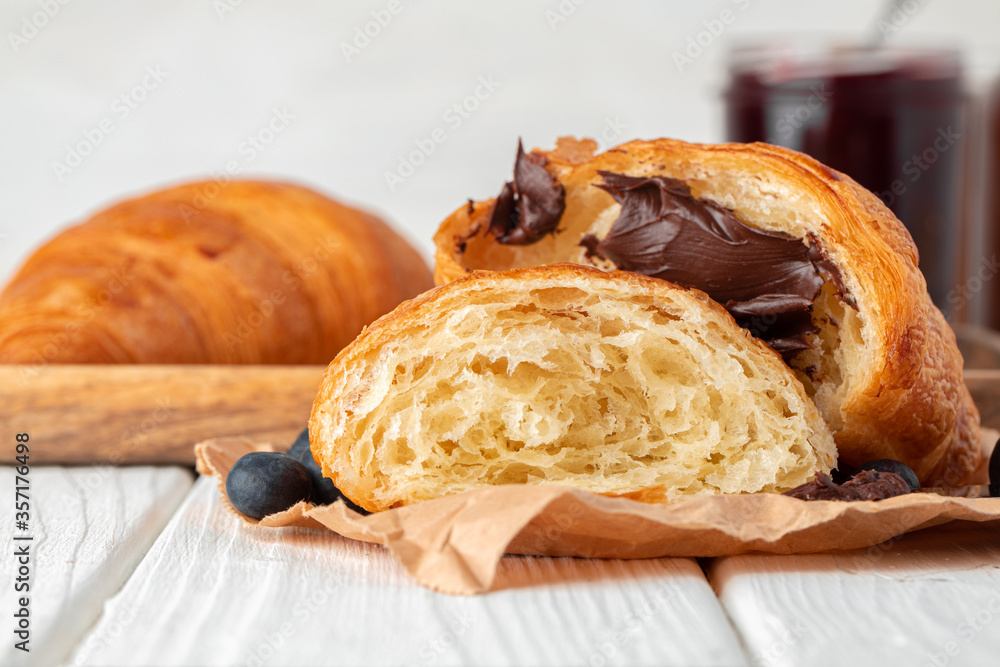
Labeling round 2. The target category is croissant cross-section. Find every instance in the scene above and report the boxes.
[310,265,836,512]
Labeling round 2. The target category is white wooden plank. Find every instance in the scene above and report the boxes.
[69,476,748,667]
[0,465,194,667]
[708,521,1000,667]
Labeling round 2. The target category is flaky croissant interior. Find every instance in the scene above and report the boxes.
[311,266,835,511]
[454,148,864,435]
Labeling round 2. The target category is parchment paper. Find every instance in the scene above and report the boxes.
[195,433,1000,595]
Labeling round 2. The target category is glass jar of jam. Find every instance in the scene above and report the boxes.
[725,44,966,317]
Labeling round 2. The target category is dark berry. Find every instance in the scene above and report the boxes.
[287,428,368,514]
[989,438,1000,497]
[854,459,919,491]
[287,427,311,462]
[226,452,312,519]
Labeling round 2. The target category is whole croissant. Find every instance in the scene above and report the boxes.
[0,180,433,365]
[433,137,981,486]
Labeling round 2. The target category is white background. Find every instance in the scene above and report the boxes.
[2,0,999,288]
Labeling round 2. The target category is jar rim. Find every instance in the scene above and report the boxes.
[727,42,962,84]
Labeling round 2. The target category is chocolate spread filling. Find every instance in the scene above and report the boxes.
[581,172,850,358]
[486,140,566,245]
[783,470,911,501]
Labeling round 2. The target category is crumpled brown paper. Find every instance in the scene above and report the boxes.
[195,434,1000,595]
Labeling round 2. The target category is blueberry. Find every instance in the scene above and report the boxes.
[854,459,919,491]
[287,428,368,514]
[989,437,1000,497]
[287,427,311,463]
[226,452,312,519]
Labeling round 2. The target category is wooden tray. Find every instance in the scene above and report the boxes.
[2,365,325,464]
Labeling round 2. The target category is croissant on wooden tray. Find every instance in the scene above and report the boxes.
[432,137,982,486]
[0,180,433,365]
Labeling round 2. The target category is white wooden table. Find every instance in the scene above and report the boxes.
[3,466,999,667]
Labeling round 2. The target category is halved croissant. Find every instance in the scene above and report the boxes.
[310,264,836,512]
[0,180,433,365]
[433,138,981,486]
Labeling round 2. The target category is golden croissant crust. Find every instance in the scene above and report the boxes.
[310,264,836,512]
[0,180,433,365]
[433,137,981,486]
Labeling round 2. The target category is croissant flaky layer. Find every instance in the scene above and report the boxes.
[310,265,836,512]
[0,180,433,364]
[433,137,982,486]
